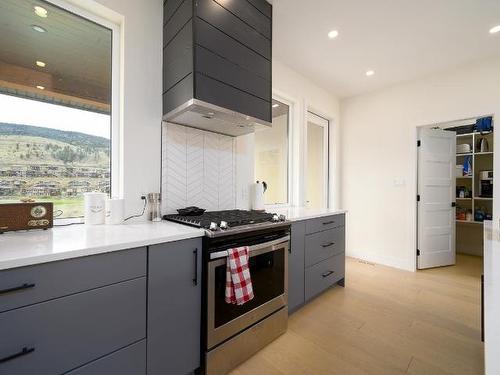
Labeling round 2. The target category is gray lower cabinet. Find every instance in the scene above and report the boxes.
[289,214,346,313]
[147,238,202,375]
[65,340,146,375]
[305,253,345,301]
[288,221,305,312]
[0,247,146,313]
[0,278,146,374]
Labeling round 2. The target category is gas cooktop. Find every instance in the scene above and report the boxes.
[163,209,288,237]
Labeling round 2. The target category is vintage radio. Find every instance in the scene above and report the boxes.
[0,202,53,233]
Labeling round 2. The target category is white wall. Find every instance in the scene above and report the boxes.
[341,57,500,271]
[71,0,163,218]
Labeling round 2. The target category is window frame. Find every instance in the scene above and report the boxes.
[258,93,294,208]
[305,111,330,209]
[18,0,122,223]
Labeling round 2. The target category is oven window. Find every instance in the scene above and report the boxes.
[214,248,285,328]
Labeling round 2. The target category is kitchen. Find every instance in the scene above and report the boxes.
[0,0,499,374]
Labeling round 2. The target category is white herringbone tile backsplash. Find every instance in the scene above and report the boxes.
[162,123,236,214]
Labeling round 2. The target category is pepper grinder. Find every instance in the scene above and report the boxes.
[147,193,162,222]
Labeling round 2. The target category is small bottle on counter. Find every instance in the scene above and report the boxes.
[148,193,162,222]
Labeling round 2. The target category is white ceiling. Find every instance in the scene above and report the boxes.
[273,0,500,98]
[0,0,111,93]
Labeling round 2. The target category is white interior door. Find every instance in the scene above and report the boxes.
[417,128,456,269]
[305,112,329,208]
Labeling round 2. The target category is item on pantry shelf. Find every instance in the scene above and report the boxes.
[475,208,486,222]
[456,208,466,221]
[478,137,489,153]
[476,116,493,134]
[447,124,475,135]
[84,192,107,225]
[457,144,472,154]
[105,198,125,225]
[466,210,473,222]
[463,156,472,176]
[456,186,470,199]
[456,165,464,177]
[486,213,493,221]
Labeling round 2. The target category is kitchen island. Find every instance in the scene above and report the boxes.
[484,220,500,375]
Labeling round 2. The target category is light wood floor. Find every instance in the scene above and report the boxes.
[231,255,484,375]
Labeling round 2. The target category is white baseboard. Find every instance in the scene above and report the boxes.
[346,249,415,272]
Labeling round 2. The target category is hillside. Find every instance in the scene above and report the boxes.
[0,123,109,167]
[0,123,109,149]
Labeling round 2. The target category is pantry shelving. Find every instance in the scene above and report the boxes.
[454,128,493,227]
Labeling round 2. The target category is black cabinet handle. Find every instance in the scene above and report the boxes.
[0,283,35,296]
[0,347,35,364]
[323,221,335,225]
[192,248,198,286]
[322,242,335,248]
[321,270,334,278]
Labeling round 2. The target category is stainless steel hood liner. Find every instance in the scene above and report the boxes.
[163,99,272,137]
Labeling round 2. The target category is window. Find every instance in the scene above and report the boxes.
[254,99,290,205]
[0,0,114,218]
[306,112,329,208]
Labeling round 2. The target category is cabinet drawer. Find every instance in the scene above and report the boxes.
[305,227,345,267]
[0,278,146,375]
[66,340,146,375]
[0,247,146,313]
[305,214,345,235]
[305,253,345,301]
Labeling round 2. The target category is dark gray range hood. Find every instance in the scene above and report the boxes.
[162,0,272,137]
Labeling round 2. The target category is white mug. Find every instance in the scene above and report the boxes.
[105,198,125,225]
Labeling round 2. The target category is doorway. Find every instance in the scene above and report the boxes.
[416,116,494,270]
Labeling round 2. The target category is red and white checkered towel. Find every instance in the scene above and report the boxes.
[225,246,254,305]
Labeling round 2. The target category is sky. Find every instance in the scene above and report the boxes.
[0,94,111,139]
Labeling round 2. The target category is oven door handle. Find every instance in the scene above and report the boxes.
[209,235,290,260]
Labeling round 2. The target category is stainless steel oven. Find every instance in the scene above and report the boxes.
[203,227,290,374]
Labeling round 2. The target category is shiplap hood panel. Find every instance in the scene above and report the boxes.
[162,0,272,136]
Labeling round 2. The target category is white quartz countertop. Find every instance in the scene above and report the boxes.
[272,207,347,222]
[0,221,205,271]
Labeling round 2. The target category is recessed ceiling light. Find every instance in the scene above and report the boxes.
[34,6,48,18]
[366,70,375,76]
[31,25,47,33]
[36,60,46,67]
[490,25,500,34]
[272,103,279,108]
[327,30,339,39]
[36,85,45,90]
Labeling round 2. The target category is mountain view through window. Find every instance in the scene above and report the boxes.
[0,0,113,218]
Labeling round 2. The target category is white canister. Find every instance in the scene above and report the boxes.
[84,192,107,225]
[105,198,125,225]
